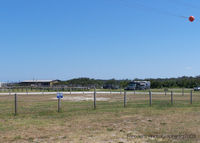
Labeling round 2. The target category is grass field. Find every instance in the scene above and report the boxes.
[0,92,200,143]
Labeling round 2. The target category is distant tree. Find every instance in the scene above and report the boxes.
[120,79,130,88]
[56,76,200,89]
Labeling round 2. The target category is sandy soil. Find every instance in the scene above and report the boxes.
[52,94,110,101]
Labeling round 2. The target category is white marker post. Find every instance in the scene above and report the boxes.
[57,93,63,113]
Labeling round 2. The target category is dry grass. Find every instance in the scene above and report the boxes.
[0,93,200,143]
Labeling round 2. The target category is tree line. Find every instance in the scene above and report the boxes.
[148,76,200,88]
[57,76,200,89]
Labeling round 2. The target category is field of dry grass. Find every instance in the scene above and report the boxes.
[0,92,200,143]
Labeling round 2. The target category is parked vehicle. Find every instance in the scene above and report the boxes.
[103,84,119,89]
[194,87,200,91]
[124,82,136,90]
[125,81,150,90]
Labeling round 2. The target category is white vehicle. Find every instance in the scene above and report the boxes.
[125,81,150,90]
[194,87,200,91]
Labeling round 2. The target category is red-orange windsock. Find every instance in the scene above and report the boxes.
[189,16,195,22]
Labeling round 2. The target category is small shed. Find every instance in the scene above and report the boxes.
[20,80,60,87]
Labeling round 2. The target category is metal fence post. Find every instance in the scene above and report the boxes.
[190,90,193,104]
[164,89,168,96]
[149,91,152,106]
[9,88,11,96]
[26,88,28,96]
[14,94,17,116]
[120,88,122,95]
[124,91,127,107]
[42,88,44,96]
[182,88,184,96]
[171,91,173,105]
[58,98,61,112]
[94,88,96,109]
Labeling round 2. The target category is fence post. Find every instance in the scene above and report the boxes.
[9,88,11,95]
[70,88,72,95]
[58,98,61,112]
[190,90,193,104]
[124,91,127,107]
[26,88,28,96]
[42,88,44,96]
[94,88,96,109]
[149,91,152,106]
[14,94,17,116]
[110,88,112,94]
[171,91,173,105]
[182,88,184,96]
[120,88,122,95]
[164,89,168,96]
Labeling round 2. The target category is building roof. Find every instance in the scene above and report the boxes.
[22,80,55,83]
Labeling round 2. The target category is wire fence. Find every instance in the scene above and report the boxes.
[0,86,90,93]
[0,90,200,117]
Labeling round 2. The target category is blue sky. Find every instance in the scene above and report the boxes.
[0,0,200,81]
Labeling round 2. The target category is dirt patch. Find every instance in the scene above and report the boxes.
[52,94,110,101]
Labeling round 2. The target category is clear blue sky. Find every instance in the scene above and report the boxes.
[0,0,200,82]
